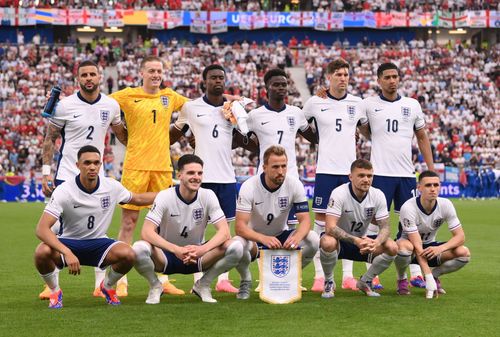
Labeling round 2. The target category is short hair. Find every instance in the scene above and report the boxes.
[418,170,440,182]
[263,145,287,165]
[264,68,287,86]
[77,145,100,160]
[178,154,204,171]
[202,64,225,81]
[77,60,99,73]
[377,62,399,78]
[326,58,350,74]
[140,56,164,70]
[350,159,373,172]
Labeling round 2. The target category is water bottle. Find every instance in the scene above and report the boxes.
[41,86,62,118]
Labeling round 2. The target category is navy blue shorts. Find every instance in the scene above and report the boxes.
[161,249,202,275]
[320,233,377,263]
[59,238,118,268]
[410,241,445,267]
[202,182,237,221]
[312,174,350,213]
[372,175,416,212]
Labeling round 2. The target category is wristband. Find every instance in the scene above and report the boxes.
[42,165,51,176]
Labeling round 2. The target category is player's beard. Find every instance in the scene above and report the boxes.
[80,82,98,94]
[271,175,285,187]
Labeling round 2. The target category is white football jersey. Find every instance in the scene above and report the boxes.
[400,197,461,244]
[237,173,309,236]
[49,92,121,182]
[358,95,426,177]
[302,93,363,175]
[44,176,132,239]
[176,96,236,183]
[145,186,225,246]
[247,104,309,177]
[326,183,389,237]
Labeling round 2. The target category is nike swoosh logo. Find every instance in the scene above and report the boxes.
[255,202,263,205]
[134,99,142,103]
[197,114,207,117]
[320,108,329,112]
[374,109,383,112]
[261,121,270,125]
[73,114,82,118]
[170,214,180,217]
[73,205,82,208]
[345,210,353,213]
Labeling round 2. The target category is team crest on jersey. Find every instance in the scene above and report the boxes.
[401,107,411,121]
[364,207,375,219]
[314,196,323,206]
[287,116,295,130]
[160,96,169,107]
[278,197,289,210]
[100,109,110,122]
[271,255,290,278]
[402,218,411,229]
[192,208,204,222]
[432,218,445,229]
[101,196,111,209]
[347,105,356,120]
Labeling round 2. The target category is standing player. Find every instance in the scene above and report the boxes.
[395,170,471,297]
[34,146,157,309]
[39,60,127,299]
[234,145,319,300]
[246,68,316,179]
[110,56,189,296]
[358,62,435,288]
[302,58,374,292]
[173,64,256,293]
[320,159,397,298]
[132,154,245,303]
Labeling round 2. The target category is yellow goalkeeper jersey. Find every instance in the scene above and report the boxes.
[111,87,189,172]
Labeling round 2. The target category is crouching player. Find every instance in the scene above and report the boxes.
[34,145,157,309]
[395,170,471,297]
[320,159,398,298]
[233,145,319,300]
[132,154,244,304]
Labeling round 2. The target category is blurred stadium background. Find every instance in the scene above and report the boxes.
[0,0,498,202]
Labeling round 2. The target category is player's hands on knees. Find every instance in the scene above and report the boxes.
[421,246,443,260]
[261,236,282,250]
[283,235,300,250]
[42,175,55,197]
[64,252,81,275]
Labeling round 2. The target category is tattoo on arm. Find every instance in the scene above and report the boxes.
[328,226,357,244]
[42,124,61,165]
[376,218,390,244]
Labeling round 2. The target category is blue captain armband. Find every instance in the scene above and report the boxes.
[294,201,309,213]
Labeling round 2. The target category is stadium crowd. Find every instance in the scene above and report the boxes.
[3,0,498,11]
[0,35,498,196]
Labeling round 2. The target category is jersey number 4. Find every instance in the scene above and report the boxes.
[180,226,189,238]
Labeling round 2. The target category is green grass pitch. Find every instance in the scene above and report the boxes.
[0,200,499,336]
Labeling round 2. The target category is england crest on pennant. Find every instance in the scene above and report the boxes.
[271,255,290,278]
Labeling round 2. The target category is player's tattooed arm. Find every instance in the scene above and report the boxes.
[111,123,128,146]
[327,226,358,245]
[374,217,390,245]
[42,123,61,165]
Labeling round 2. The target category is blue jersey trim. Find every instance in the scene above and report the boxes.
[202,95,226,107]
[348,183,368,203]
[264,103,286,113]
[260,172,281,193]
[175,185,198,205]
[75,174,100,194]
[327,91,347,101]
[379,93,401,102]
[77,91,102,105]
[416,196,438,215]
